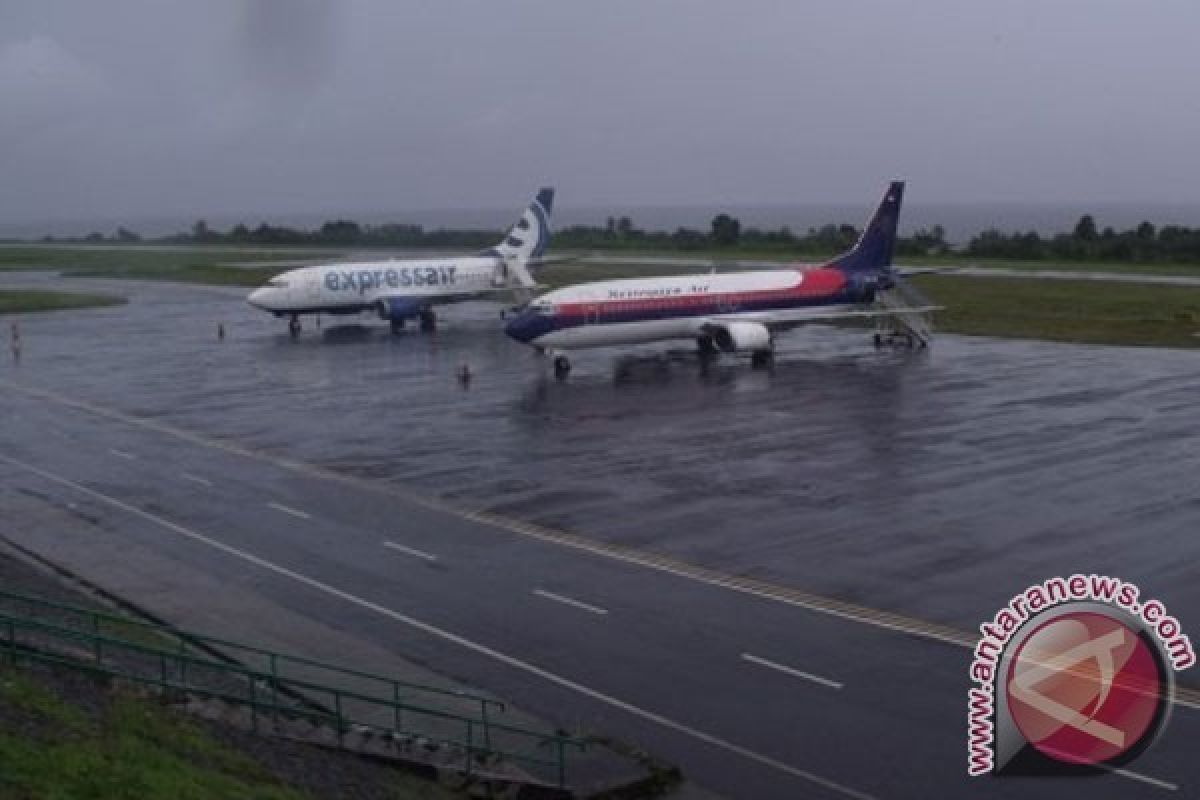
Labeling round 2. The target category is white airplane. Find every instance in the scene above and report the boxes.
[247,188,554,335]
[505,181,937,377]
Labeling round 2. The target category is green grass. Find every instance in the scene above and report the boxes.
[0,245,340,288]
[0,290,126,313]
[0,668,91,733]
[0,670,302,800]
[0,664,465,800]
[912,256,1200,277]
[913,274,1200,348]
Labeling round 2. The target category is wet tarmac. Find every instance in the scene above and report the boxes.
[2,271,1200,798]
[4,272,1198,634]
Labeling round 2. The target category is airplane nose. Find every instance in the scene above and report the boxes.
[504,311,538,343]
[247,288,269,309]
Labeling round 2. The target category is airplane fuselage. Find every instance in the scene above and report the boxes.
[248,255,505,316]
[505,267,870,350]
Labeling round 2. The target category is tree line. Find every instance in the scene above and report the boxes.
[42,215,952,257]
[34,213,1200,264]
[964,215,1200,263]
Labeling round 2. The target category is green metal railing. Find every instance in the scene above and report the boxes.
[0,589,584,787]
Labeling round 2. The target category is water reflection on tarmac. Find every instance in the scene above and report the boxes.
[3,273,1199,636]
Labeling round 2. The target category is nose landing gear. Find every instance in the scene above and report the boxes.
[750,349,774,369]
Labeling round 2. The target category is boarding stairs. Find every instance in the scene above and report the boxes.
[873,278,936,348]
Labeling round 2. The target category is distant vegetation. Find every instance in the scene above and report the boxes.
[26,212,1200,266]
[964,215,1200,264]
[38,214,954,258]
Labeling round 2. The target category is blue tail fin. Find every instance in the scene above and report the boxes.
[493,187,555,262]
[830,181,905,274]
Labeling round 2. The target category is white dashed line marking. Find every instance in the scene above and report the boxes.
[741,653,843,690]
[533,588,608,616]
[0,451,877,800]
[266,501,310,520]
[382,541,438,562]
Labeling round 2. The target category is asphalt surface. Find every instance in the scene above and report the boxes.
[1,271,1199,799]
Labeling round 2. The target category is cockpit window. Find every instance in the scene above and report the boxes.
[529,301,553,315]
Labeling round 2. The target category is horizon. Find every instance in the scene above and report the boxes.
[8,199,1200,246]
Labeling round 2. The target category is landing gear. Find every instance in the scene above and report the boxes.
[418,310,437,333]
[873,330,921,350]
[553,354,571,381]
[288,315,301,339]
[750,349,773,369]
[390,318,405,335]
[697,335,719,359]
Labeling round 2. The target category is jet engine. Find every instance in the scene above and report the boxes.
[711,321,771,353]
[376,297,425,321]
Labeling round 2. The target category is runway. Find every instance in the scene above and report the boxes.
[2,272,1199,798]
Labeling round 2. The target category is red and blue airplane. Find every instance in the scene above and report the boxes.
[505,181,936,376]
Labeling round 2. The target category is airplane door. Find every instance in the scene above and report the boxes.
[304,272,322,302]
[586,304,600,325]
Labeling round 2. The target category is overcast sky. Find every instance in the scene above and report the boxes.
[2,0,1198,228]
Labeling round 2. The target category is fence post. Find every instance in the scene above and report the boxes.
[481,700,492,750]
[465,720,474,777]
[393,682,402,734]
[557,736,566,788]
[269,653,279,722]
[5,619,13,665]
[250,675,258,732]
[159,652,168,691]
[335,692,344,748]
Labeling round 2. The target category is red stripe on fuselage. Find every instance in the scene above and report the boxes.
[554,267,845,316]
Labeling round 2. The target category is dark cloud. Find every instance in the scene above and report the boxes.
[239,0,338,94]
[1,0,1198,230]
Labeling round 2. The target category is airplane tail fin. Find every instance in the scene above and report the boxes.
[491,188,555,282]
[829,181,905,275]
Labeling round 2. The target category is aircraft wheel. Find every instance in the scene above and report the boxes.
[390,318,405,335]
[288,316,301,339]
[750,349,773,369]
[418,310,437,333]
[553,354,571,380]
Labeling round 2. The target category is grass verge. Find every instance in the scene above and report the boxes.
[0,246,338,288]
[912,274,1200,348]
[0,290,127,313]
[0,663,466,800]
[0,666,303,800]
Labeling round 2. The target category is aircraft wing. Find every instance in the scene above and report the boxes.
[473,284,549,293]
[525,255,580,268]
[895,266,962,277]
[716,306,942,327]
[695,305,940,337]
